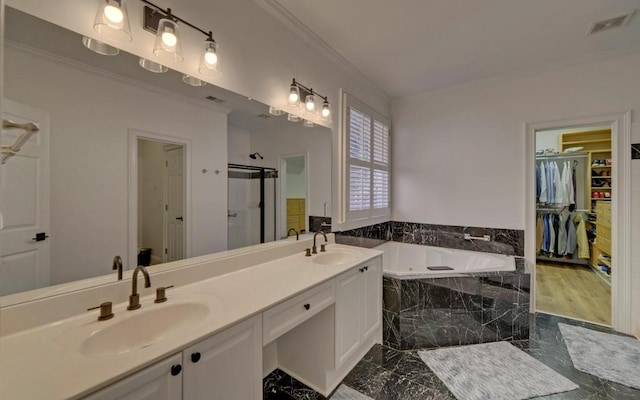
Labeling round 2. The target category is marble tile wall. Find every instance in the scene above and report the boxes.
[308,216,332,234]
[335,220,524,256]
[383,259,530,350]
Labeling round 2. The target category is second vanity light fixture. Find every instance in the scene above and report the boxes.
[87,0,221,85]
[281,78,331,126]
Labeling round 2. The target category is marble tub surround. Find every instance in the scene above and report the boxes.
[335,222,392,248]
[0,239,382,399]
[335,220,524,256]
[383,259,530,350]
[309,216,332,233]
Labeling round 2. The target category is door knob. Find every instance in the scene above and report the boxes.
[31,232,49,242]
[176,216,183,221]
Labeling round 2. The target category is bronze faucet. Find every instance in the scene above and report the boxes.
[112,255,123,280]
[287,228,299,240]
[312,231,328,254]
[127,265,151,310]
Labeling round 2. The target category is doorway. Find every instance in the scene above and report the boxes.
[279,154,308,239]
[129,130,190,269]
[524,111,631,334]
[534,126,612,325]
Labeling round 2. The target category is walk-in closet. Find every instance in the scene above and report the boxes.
[534,127,613,326]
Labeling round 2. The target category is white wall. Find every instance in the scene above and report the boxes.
[228,126,252,165]
[4,45,228,284]
[632,126,640,338]
[287,168,306,198]
[391,50,640,336]
[250,124,331,217]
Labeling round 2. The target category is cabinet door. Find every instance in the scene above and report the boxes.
[84,354,182,400]
[362,259,382,339]
[183,315,262,400]
[335,267,363,367]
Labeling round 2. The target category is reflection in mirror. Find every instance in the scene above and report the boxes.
[0,7,331,303]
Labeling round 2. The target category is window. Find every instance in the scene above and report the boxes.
[344,95,390,223]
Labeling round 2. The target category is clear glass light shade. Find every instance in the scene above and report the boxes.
[288,85,300,107]
[303,120,315,128]
[321,101,331,121]
[182,74,206,87]
[82,36,119,56]
[153,18,183,63]
[139,57,168,73]
[93,0,132,42]
[198,40,221,76]
[305,94,317,115]
[268,107,284,116]
[287,113,302,122]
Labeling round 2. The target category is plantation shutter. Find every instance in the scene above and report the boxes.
[346,98,390,222]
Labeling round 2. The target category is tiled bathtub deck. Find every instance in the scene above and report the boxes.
[264,313,640,400]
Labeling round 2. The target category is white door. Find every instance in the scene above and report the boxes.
[165,146,184,262]
[84,353,182,400]
[362,259,382,339]
[334,267,363,367]
[0,99,50,296]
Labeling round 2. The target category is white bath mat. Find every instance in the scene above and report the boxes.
[329,384,373,400]
[559,323,640,389]
[419,341,578,400]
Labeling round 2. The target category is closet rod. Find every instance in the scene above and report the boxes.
[535,153,588,160]
[536,207,590,213]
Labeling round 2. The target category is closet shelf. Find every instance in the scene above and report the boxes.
[591,198,611,201]
[591,166,612,169]
[562,139,611,145]
[591,176,611,179]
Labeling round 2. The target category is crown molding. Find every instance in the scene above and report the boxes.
[252,0,389,100]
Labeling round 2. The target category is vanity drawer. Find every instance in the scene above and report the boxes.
[263,280,335,344]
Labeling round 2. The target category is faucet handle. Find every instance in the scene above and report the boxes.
[127,294,141,310]
[320,244,327,252]
[155,285,174,303]
[305,248,312,257]
[88,301,114,321]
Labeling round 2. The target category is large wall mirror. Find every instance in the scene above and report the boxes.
[0,6,332,305]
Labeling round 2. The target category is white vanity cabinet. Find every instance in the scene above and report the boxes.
[335,257,382,368]
[182,315,262,400]
[84,354,182,400]
[84,315,261,400]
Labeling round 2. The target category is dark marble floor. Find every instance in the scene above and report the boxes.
[264,313,640,400]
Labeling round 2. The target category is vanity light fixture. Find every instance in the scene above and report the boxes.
[93,0,132,42]
[287,78,330,124]
[287,113,302,122]
[268,107,285,116]
[82,36,120,56]
[198,33,221,76]
[139,57,168,73]
[182,74,206,87]
[141,1,221,71]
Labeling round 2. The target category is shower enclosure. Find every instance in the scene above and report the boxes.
[227,164,277,250]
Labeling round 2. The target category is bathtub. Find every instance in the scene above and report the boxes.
[376,241,516,279]
[377,241,528,350]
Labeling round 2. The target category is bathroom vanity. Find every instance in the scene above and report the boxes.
[0,235,382,399]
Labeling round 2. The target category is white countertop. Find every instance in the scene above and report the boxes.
[0,243,382,400]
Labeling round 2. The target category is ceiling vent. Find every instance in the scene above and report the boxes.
[257,114,271,119]
[205,95,225,103]
[587,11,636,35]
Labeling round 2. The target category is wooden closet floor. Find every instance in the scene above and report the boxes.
[535,262,611,326]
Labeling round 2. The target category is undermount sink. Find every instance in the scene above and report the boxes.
[58,301,210,358]
[312,250,360,265]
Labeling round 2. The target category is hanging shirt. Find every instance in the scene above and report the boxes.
[539,162,547,203]
[565,213,578,256]
[558,210,570,255]
[536,164,541,200]
[542,214,550,253]
[553,162,563,204]
[568,162,575,206]
[549,214,556,254]
[573,213,590,259]
[561,161,572,206]
[546,161,555,204]
[536,214,543,254]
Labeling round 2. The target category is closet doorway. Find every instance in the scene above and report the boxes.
[534,126,613,326]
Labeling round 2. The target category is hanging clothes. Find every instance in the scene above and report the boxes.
[573,213,590,259]
[542,214,550,253]
[539,162,547,203]
[552,162,563,205]
[565,212,578,256]
[536,164,541,200]
[557,210,570,255]
[549,214,556,254]
[536,215,543,254]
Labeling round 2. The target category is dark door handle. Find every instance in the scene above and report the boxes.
[191,352,201,363]
[176,217,183,221]
[303,304,310,310]
[171,364,182,376]
[31,232,49,242]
